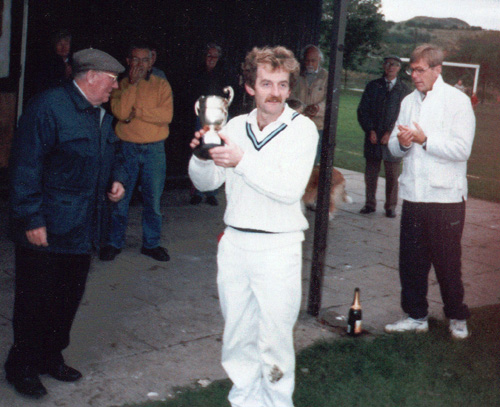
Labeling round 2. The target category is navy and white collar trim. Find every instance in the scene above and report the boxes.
[245,107,299,151]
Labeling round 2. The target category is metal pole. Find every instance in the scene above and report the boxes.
[473,66,480,95]
[307,0,348,317]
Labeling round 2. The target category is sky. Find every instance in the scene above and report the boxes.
[381,0,500,31]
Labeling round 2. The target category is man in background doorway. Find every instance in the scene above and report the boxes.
[100,41,173,262]
[288,44,328,164]
[189,43,237,206]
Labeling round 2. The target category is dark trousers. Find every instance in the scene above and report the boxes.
[399,200,470,320]
[5,245,90,375]
[364,158,400,211]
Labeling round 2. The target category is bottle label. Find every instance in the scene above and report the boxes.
[354,320,362,334]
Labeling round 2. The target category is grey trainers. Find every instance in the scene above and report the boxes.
[449,319,469,339]
[385,316,429,333]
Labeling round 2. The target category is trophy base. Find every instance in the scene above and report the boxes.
[193,143,223,160]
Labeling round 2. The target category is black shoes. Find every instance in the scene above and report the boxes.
[43,363,82,382]
[359,206,375,214]
[190,195,202,205]
[191,195,218,206]
[99,245,121,261]
[359,205,396,218]
[141,246,170,262]
[206,196,218,206]
[6,363,82,398]
[100,245,169,261]
[360,206,396,217]
[6,366,47,399]
[385,209,397,218]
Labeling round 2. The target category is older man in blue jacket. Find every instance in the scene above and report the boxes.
[5,48,126,399]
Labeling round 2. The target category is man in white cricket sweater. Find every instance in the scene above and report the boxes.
[189,46,318,407]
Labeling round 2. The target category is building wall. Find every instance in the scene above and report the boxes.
[0,92,15,168]
[10,0,323,178]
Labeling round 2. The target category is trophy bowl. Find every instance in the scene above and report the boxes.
[194,86,234,159]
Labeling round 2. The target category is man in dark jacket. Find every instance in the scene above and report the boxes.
[188,43,237,206]
[5,48,126,399]
[35,29,73,94]
[357,55,410,218]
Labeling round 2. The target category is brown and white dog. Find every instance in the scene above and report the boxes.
[302,166,352,220]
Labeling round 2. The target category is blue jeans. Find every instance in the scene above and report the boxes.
[109,141,166,249]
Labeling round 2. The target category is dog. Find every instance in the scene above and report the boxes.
[302,166,352,220]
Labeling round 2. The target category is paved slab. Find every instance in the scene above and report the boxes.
[0,169,499,407]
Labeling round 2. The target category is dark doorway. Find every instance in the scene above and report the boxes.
[23,0,322,178]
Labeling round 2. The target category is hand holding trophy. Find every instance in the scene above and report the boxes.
[193,86,234,159]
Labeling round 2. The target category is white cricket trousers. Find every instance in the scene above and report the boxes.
[217,227,303,407]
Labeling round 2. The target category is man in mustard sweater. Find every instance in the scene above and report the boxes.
[100,42,173,262]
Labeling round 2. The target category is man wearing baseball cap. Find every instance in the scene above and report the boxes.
[357,54,410,218]
[5,48,127,398]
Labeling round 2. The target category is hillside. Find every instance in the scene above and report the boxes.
[353,17,500,101]
[403,16,472,30]
[381,16,492,57]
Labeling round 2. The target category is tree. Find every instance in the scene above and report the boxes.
[320,0,386,71]
[450,31,500,100]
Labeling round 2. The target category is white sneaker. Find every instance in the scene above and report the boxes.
[384,316,429,333]
[449,319,469,339]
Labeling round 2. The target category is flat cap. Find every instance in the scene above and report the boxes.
[73,48,125,74]
[383,55,402,63]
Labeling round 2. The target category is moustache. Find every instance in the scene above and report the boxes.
[265,97,283,103]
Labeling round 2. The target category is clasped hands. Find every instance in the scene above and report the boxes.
[397,122,427,148]
[190,129,243,168]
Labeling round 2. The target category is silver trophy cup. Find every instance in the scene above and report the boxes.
[194,86,234,159]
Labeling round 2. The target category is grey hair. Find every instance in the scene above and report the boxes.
[301,44,324,62]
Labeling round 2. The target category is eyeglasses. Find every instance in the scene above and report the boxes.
[406,66,434,76]
[384,61,400,68]
[102,72,118,82]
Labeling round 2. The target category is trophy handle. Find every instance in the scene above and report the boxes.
[194,99,200,116]
[223,86,234,106]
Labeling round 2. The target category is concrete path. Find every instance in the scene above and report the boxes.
[0,169,499,407]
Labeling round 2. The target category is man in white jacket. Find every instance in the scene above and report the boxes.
[189,46,318,407]
[385,44,475,339]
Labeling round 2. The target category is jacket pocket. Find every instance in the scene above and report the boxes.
[46,135,99,191]
[43,189,88,235]
[428,162,460,189]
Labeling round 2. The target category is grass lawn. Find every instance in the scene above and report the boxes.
[125,304,500,407]
[334,90,500,203]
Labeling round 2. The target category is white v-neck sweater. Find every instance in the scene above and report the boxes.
[189,105,318,234]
